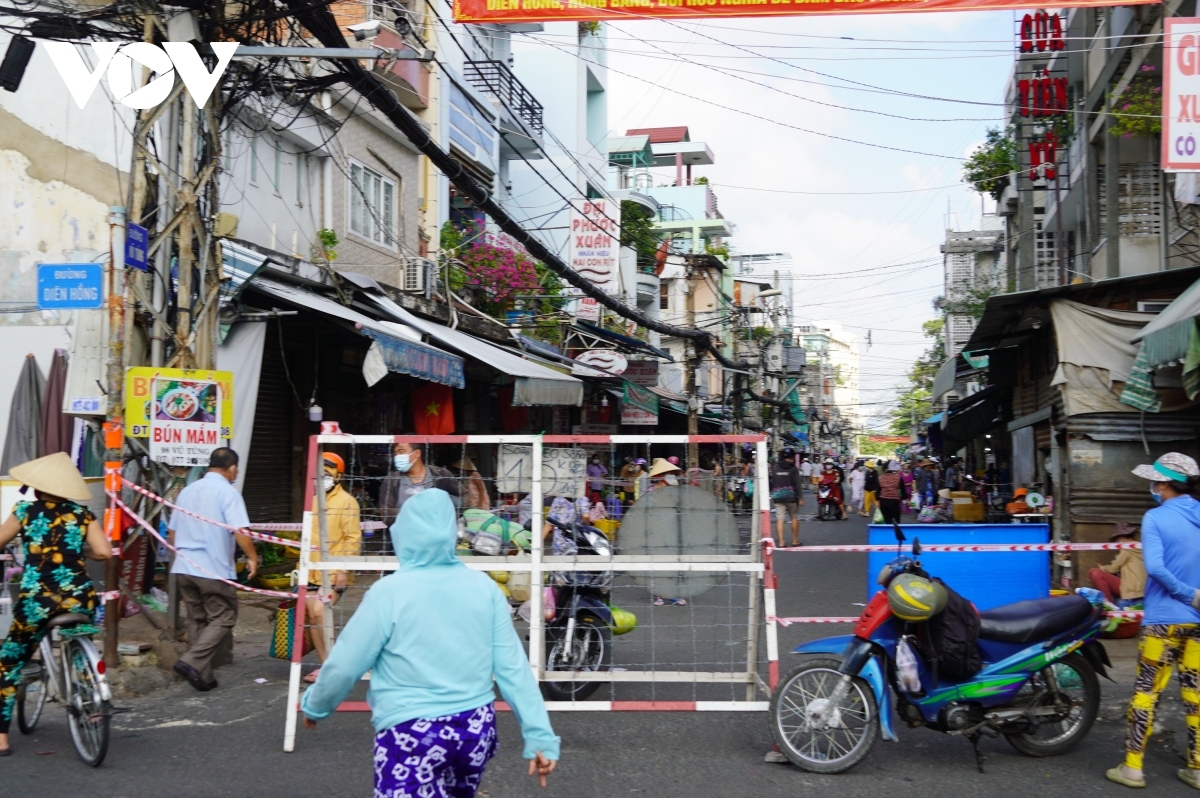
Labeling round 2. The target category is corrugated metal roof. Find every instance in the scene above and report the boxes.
[964,265,1200,353]
[1066,410,1200,441]
[626,126,689,144]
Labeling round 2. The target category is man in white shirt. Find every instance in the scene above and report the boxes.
[798,457,814,498]
[168,448,258,691]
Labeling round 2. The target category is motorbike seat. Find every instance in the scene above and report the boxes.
[977,595,1094,644]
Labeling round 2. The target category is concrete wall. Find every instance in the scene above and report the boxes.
[328,109,422,287]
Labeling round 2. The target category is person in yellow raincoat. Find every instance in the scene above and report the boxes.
[305,452,362,683]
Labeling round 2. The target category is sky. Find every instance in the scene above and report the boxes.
[582,10,1018,430]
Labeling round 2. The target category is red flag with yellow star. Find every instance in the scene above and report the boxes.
[410,383,456,435]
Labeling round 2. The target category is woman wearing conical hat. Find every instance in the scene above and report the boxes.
[0,453,112,756]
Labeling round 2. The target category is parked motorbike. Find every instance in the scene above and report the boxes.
[541,516,619,701]
[768,525,1109,773]
[729,477,752,513]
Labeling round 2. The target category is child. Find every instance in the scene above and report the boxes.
[301,489,558,794]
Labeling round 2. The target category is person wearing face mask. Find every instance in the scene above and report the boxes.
[648,458,681,489]
[304,452,363,683]
[379,441,461,524]
[587,456,609,503]
[1107,453,1200,790]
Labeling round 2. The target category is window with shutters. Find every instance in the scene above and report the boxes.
[349,160,397,248]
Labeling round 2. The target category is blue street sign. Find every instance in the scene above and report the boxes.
[125,222,149,272]
[37,264,103,310]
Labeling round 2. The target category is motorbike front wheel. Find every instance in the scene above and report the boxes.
[1003,652,1100,757]
[770,657,879,773]
[542,615,611,701]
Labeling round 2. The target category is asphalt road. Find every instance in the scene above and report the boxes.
[3,504,1197,797]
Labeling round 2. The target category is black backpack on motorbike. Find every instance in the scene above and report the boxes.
[917,577,983,685]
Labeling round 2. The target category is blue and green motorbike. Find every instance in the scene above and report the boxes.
[768,530,1111,773]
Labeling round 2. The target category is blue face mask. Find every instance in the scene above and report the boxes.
[1151,485,1164,504]
[394,453,413,473]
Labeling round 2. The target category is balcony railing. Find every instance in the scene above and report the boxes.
[464,60,544,136]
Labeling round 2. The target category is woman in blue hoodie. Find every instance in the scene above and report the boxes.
[301,489,559,796]
[1108,453,1200,791]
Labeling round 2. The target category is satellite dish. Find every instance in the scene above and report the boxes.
[1025,492,1046,508]
[617,485,739,599]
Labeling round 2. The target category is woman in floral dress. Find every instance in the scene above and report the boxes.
[0,453,112,756]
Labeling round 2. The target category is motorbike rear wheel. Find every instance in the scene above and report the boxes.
[770,657,879,773]
[1004,652,1099,757]
[542,615,611,702]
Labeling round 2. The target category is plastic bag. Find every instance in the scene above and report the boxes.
[896,636,921,694]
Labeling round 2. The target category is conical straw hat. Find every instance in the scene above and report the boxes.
[648,458,681,478]
[9,452,92,502]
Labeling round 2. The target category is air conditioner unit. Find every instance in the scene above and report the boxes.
[402,258,427,292]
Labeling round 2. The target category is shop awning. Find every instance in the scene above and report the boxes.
[931,357,957,402]
[571,319,674,361]
[924,412,943,425]
[1132,278,1200,368]
[941,386,1007,454]
[248,278,465,389]
[365,294,583,407]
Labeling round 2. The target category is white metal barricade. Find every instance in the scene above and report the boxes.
[282,432,771,752]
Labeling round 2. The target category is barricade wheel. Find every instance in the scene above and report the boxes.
[769,657,878,773]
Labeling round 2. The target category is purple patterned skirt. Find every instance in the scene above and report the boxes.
[373,703,498,798]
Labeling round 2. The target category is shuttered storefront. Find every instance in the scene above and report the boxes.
[241,323,295,522]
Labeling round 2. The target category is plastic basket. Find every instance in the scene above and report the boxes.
[592,518,619,541]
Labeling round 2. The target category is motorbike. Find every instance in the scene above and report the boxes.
[729,477,752,513]
[541,516,619,701]
[816,480,842,521]
[768,525,1109,774]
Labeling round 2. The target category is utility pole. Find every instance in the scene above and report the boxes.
[103,206,127,668]
[685,259,699,467]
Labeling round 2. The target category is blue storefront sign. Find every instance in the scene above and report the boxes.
[125,223,149,271]
[363,330,465,389]
[37,264,103,310]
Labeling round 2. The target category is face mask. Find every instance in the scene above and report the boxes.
[1151,485,1164,504]
[663,475,679,486]
[394,453,413,473]
[322,475,335,493]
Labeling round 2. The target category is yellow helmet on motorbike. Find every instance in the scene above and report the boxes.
[887,573,948,622]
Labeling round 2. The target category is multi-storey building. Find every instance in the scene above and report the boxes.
[999,5,1199,288]
[941,214,1005,358]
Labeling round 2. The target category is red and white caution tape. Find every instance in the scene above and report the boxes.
[768,616,859,626]
[108,492,296,599]
[763,538,1141,554]
[119,477,309,549]
[767,610,1145,625]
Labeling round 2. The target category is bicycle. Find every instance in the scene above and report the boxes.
[15,612,114,767]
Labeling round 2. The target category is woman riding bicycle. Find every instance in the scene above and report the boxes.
[0,453,112,756]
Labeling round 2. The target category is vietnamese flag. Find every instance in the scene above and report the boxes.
[411,383,456,435]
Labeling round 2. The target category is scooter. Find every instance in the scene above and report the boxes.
[729,477,751,513]
[816,482,842,521]
[541,516,620,701]
[768,525,1109,774]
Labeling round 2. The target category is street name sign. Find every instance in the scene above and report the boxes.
[37,264,103,310]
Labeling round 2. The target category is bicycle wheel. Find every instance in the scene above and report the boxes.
[16,660,48,734]
[63,638,110,767]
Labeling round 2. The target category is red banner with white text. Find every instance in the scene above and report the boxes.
[454,0,1153,24]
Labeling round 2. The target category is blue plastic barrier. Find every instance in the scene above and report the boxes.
[866,524,1050,611]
